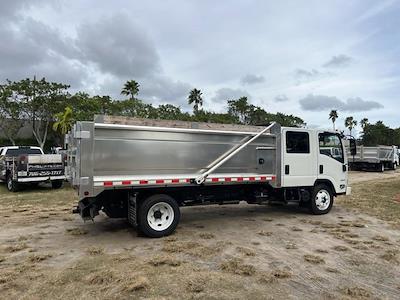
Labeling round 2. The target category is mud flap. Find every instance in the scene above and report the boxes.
[128,194,138,227]
[73,198,99,221]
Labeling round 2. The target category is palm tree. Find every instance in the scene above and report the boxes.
[121,80,140,100]
[345,116,357,136]
[360,118,369,132]
[329,110,338,130]
[188,88,203,114]
[53,106,74,135]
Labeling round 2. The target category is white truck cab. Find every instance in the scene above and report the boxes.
[282,128,349,196]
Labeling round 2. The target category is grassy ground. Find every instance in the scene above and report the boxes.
[337,177,400,227]
[1,176,400,299]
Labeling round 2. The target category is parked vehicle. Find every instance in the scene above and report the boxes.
[67,117,351,237]
[0,146,66,192]
[346,144,398,172]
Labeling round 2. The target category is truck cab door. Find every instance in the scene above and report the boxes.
[282,129,317,187]
[318,132,347,194]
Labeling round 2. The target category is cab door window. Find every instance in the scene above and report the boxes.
[286,132,310,153]
[319,133,344,163]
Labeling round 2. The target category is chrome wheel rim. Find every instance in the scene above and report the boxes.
[7,177,12,190]
[147,202,174,231]
[315,189,331,211]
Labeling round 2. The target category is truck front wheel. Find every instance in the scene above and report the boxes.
[309,184,333,215]
[6,175,19,192]
[138,194,180,238]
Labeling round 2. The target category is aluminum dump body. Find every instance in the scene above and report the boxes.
[67,119,281,200]
[346,145,396,163]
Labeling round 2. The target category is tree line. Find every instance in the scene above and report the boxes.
[0,78,305,148]
[328,109,400,146]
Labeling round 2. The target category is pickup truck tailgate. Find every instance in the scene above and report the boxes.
[28,155,62,164]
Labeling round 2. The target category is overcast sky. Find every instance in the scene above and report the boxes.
[1,0,399,132]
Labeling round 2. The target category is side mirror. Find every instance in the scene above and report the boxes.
[349,139,357,156]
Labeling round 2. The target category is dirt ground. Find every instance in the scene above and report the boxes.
[1,171,400,299]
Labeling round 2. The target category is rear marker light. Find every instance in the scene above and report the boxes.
[156,180,165,184]
[211,178,219,182]
[122,181,131,185]
[139,180,148,185]
[104,181,113,186]
[172,179,179,183]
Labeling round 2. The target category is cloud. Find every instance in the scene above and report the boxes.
[0,17,86,88]
[0,0,38,20]
[0,11,193,105]
[294,68,333,83]
[299,94,383,112]
[323,55,353,68]
[76,14,160,78]
[240,74,265,85]
[344,97,384,111]
[275,94,289,102]
[139,76,192,106]
[355,0,396,23]
[212,88,251,103]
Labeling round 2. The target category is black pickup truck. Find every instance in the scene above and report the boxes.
[0,146,66,192]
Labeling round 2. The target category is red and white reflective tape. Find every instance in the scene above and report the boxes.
[95,175,275,188]
[205,175,275,183]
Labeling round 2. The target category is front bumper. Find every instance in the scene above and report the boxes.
[345,186,352,196]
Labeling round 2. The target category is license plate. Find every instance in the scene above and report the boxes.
[28,170,64,177]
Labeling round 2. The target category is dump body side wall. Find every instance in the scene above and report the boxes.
[70,122,280,200]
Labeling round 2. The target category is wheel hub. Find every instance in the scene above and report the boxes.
[153,210,162,219]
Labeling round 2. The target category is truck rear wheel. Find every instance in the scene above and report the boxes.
[138,194,180,238]
[51,180,64,189]
[309,184,333,215]
[6,175,19,192]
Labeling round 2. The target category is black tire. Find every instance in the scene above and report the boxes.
[309,184,334,215]
[138,194,180,238]
[51,180,63,189]
[6,175,19,192]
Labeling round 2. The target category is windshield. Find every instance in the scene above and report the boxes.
[319,133,344,163]
[5,148,42,156]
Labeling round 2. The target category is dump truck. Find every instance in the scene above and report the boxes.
[67,116,352,237]
[346,145,399,172]
[0,146,66,192]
